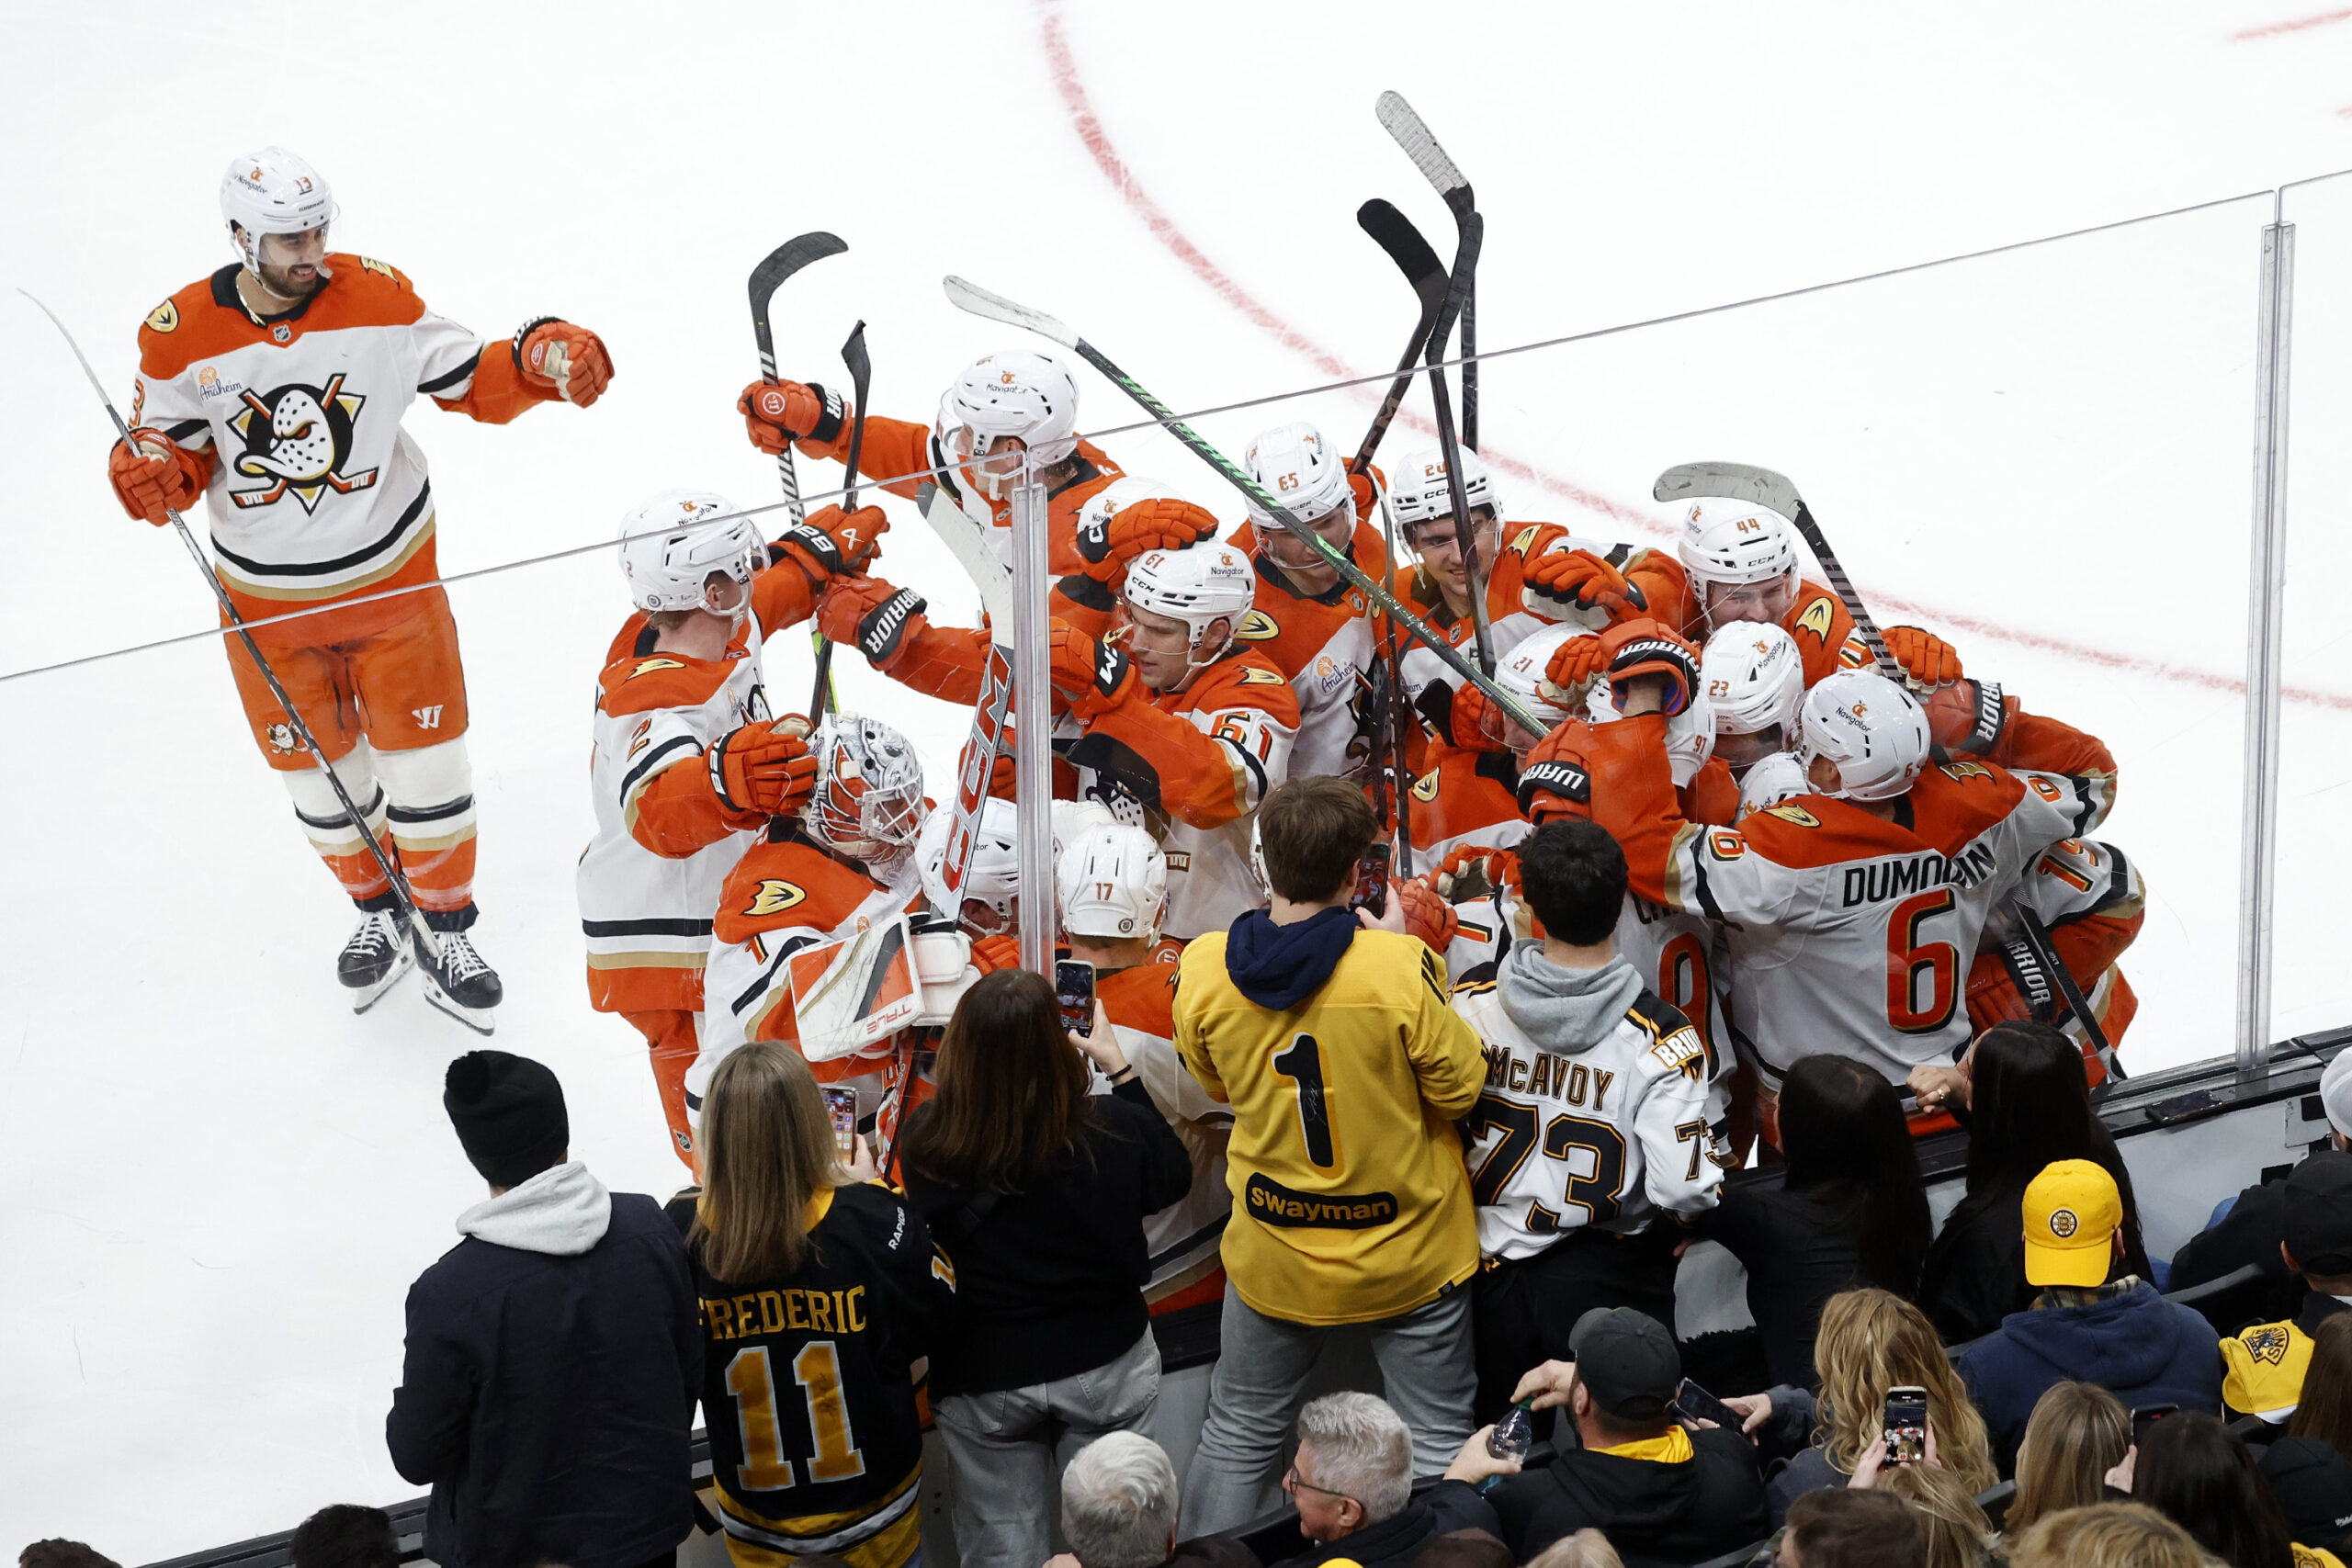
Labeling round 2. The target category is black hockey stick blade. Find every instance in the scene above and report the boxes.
[1352,199,1450,472]
[839,320,872,512]
[1376,92,1474,216]
[748,231,847,361]
[2019,907,2122,1084]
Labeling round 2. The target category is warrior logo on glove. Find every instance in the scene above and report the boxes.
[227,377,378,512]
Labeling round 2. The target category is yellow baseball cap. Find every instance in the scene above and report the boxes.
[2023,1158,2122,1288]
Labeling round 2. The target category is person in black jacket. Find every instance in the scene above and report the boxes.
[901,969,1193,1568]
[2173,1048,2352,1325]
[1704,1055,1931,1389]
[1486,1308,1768,1566]
[668,1043,958,1568]
[1271,1393,1505,1568]
[1917,1021,2150,1344]
[386,1052,700,1568]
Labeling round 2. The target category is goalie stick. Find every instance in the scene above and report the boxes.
[1350,199,1449,475]
[18,289,489,1030]
[939,275,1549,739]
[1376,91,1479,452]
[1652,461,1905,683]
[917,479,1017,912]
[808,319,871,719]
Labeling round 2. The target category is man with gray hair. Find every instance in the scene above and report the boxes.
[1056,1433,1259,1568]
[1274,1393,1513,1568]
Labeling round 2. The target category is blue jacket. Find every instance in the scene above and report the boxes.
[1959,1281,2222,1472]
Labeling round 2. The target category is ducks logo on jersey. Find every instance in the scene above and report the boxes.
[228,375,380,513]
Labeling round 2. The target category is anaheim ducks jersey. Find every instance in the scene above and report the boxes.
[700,830,925,1078]
[1452,957,1732,1262]
[1227,522,1389,781]
[1067,651,1301,942]
[579,572,820,1016]
[1974,829,2146,1056]
[1407,742,1533,864]
[1389,522,1616,711]
[1581,715,2094,1085]
[1174,931,1487,1326]
[1623,553,1871,689]
[131,258,550,636]
[1947,687,2119,835]
[668,1181,959,1568]
[1094,946,1234,1313]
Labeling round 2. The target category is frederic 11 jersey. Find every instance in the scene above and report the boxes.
[667,1182,958,1568]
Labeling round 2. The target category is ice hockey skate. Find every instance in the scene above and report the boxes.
[419,930,502,1035]
[334,909,413,1013]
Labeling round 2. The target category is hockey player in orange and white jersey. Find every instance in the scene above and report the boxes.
[577,490,881,1167]
[738,353,1214,580]
[111,148,615,1021]
[1525,624,2100,1109]
[1058,822,1235,1325]
[1610,498,1874,687]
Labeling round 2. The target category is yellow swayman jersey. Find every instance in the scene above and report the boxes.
[1175,930,1487,1325]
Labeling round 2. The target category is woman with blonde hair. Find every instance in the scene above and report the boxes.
[2007,1503,2215,1568]
[2007,1382,2131,1535]
[1520,1529,1623,1568]
[668,1043,959,1568]
[1881,1462,1996,1568]
[1758,1287,1998,1521]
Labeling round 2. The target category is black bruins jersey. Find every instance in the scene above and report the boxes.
[667,1181,958,1568]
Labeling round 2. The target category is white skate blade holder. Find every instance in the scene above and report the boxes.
[422,958,497,1036]
[346,944,416,1016]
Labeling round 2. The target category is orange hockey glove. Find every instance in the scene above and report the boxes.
[772,503,888,582]
[969,933,1022,975]
[515,320,615,406]
[1544,631,1610,710]
[1346,463,1384,519]
[956,736,1017,800]
[1600,620,1702,716]
[1048,623,1137,722]
[817,577,929,670]
[1396,877,1460,953]
[738,378,847,455]
[1517,725,1595,822]
[1449,681,1507,751]
[108,427,201,525]
[1920,677,2007,753]
[707,721,818,817]
[1075,497,1220,582]
[1884,626,1963,693]
[1523,548,1646,623]
[1431,842,1521,901]
[1966,935,2055,1032]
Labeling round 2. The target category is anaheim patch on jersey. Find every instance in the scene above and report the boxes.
[1238,609,1280,641]
[742,879,808,917]
[1794,596,1838,641]
[1236,665,1287,686]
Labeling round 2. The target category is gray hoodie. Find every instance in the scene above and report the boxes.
[457,1160,613,1257]
[1497,939,1645,1054]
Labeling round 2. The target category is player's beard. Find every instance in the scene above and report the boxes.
[255,259,327,303]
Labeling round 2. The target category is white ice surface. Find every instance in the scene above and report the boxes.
[5,0,2352,1556]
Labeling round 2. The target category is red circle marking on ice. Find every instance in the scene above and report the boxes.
[1035,0,2352,712]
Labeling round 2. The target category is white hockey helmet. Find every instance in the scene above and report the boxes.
[1675,497,1800,589]
[934,350,1080,501]
[1795,671,1929,802]
[1388,444,1502,530]
[916,798,1019,935]
[1487,624,1597,748]
[616,489,762,615]
[1736,750,1812,818]
[1243,422,1353,530]
[1121,541,1256,667]
[803,714,926,859]
[1057,822,1168,945]
[1051,799,1119,862]
[1079,475,1195,536]
[1702,621,1805,740]
[220,147,337,275]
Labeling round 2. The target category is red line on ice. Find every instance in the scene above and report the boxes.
[2234,7,2352,39]
[1034,0,2352,714]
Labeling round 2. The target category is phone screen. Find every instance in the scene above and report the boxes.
[2131,1404,2179,1445]
[1056,960,1096,1037]
[1883,1387,1928,1465]
[821,1086,858,1160]
[1350,843,1393,918]
[1674,1377,1741,1432]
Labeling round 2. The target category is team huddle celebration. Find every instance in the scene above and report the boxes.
[60,130,2346,1568]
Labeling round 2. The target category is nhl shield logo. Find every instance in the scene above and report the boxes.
[227,375,379,513]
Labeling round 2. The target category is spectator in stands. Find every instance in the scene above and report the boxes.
[901,969,1193,1568]
[2120,1410,2348,1568]
[1880,1463,1996,1568]
[289,1506,397,1568]
[1746,1287,1996,1520]
[1519,1532,1623,1568]
[2174,1050,2352,1324]
[1487,1307,1770,1562]
[1405,1530,1514,1568]
[2225,1154,2352,1426]
[2267,1314,2352,1549]
[2003,1503,2211,1568]
[1273,1393,1504,1568]
[1053,1433,1258,1568]
[673,1043,956,1568]
[16,1547,118,1568]
[1703,1053,1931,1388]
[1775,1490,1925,1568]
[1918,1021,2151,1344]
[2006,1382,2132,1536]
[1959,1159,2222,1471]
[386,1051,699,1568]
[1176,778,1487,1529]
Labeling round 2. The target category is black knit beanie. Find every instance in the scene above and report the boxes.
[444,1051,569,1187]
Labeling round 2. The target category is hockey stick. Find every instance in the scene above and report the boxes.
[1652,461,1904,683]
[939,275,1548,738]
[1350,199,1449,475]
[747,232,847,532]
[2018,907,2124,1085]
[1376,92,1478,452]
[1374,473,1418,880]
[1416,211,1498,677]
[916,479,1017,910]
[19,289,449,997]
[808,319,870,719]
